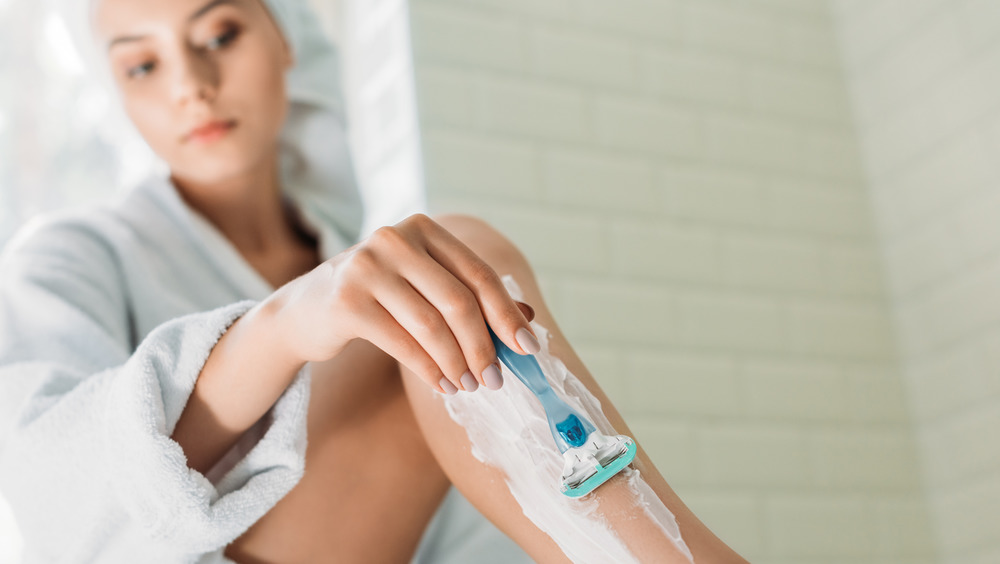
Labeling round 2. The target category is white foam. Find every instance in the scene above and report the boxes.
[443,276,693,563]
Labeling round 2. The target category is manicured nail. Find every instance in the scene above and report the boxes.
[515,327,540,355]
[439,377,458,395]
[460,370,479,392]
[482,363,503,390]
[516,301,535,321]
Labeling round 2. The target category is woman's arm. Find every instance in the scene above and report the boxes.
[172,212,542,476]
[0,218,312,555]
[169,298,305,476]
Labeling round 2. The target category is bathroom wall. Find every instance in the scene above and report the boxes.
[407,0,932,562]
[833,1,1000,563]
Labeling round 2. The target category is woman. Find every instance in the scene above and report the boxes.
[0,0,748,562]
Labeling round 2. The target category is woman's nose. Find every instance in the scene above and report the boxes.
[170,47,219,106]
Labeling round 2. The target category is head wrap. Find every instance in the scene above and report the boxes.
[56,0,365,249]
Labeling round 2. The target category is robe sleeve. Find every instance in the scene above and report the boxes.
[0,216,310,560]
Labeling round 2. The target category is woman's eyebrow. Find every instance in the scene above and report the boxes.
[108,35,146,50]
[188,0,241,23]
[107,0,242,50]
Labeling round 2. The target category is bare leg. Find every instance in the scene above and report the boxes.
[226,214,748,563]
[398,214,749,564]
[225,338,451,563]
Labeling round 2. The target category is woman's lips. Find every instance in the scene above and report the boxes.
[185,120,236,144]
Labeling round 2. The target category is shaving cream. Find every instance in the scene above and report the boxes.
[443,276,693,563]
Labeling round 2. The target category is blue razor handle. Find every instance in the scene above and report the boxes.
[488,327,598,453]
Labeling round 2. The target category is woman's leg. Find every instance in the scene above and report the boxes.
[397,214,748,564]
[224,338,452,563]
[226,213,748,563]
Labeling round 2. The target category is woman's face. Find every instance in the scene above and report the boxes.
[95,0,292,186]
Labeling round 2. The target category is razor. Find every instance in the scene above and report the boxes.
[488,327,637,498]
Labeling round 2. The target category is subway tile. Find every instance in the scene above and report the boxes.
[742,359,848,421]
[475,76,588,142]
[479,206,611,274]
[844,363,909,424]
[765,180,872,238]
[559,280,676,347]
[627,419,698,485]
[409,3,528,72]
[576,0,682,42]
[785,298,894,359]
[706,114,799,172]
[697,424,810,487]
[657,167,768,228]
[627,352,742,418]
[873,495,936,557]
[765,494,876,557]
[641,51,747,109]
[681,491,764,557]
[531,26,637,91]
[543,149,656,213]
[722,234,826,294]
[414,66,476,127]
[676,292,785,352]
[683,2,784,60]
[612,221,720,285]
[920,403,1000,489]
[422,130,539,201]
[930,474,1000,555]
[808,428,922,490]
[594,97,704,159]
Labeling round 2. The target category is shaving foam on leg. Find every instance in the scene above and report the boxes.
[443,276,693,563]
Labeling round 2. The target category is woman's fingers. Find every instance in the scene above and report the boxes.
[515,301,535,322]
[346,216,538,394]
[372,271,474,393]
[353,298,456,394]
[414,217,539,357]
[398,253,511,390]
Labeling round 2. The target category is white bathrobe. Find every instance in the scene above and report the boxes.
[0,176,531,563]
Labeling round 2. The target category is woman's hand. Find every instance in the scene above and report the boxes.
[268,213,539,394]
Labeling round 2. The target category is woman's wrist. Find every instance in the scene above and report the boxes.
[253,289,310,371]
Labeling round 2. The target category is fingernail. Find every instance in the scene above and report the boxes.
[460,370,479,392]
[515,327,540,355]
[482,363,503,390]
[439,377,458,395]
[516,301,535,321]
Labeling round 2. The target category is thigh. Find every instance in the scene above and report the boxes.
[224,339,452,564]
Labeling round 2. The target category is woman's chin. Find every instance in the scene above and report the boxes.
[170,159,261,189]
[170,145,270,186]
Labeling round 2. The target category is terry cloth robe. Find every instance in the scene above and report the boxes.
[0,176,532,563]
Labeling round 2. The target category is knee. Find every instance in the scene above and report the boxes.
[432,213,532,276]
[431,213,501,245]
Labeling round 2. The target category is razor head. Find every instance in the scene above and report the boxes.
[560,432,637,498]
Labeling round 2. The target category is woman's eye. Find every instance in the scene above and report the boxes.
[205,27,239,50]
[126,61,156,79]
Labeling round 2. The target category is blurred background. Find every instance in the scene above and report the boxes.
[1,0,998,563]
